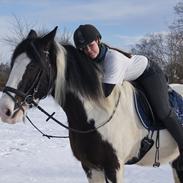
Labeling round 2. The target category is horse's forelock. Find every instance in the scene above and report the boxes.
[11,39,30,68]
[11,35,47,68]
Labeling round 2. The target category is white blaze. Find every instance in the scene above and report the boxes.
[6,53,31,89]
[0,53,31,123]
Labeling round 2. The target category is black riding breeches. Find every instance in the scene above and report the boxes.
[135,61,183,148]
[135,61,172,121]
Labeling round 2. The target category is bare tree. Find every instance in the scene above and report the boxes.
[131,33,168,68]
[170,1,183,31]
[2,15,36,49]
[0,63,10,90]
[131,0,183,83]
[2,15,72,51]
[166,0,183,83]
[0,15,72,90]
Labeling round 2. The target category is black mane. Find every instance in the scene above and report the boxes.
[63,45,103,100]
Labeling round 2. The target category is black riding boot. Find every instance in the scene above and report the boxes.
[134,60,183,169]
[163,110,183,170]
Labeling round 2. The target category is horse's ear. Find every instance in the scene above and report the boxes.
[27,29,37,39]
[40,26,58,50]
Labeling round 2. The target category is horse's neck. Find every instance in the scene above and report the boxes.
[83,81,135,124]
[81,81,135,111]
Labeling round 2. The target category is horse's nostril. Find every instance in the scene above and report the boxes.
[5,109,11,117]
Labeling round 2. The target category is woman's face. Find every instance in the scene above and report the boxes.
[82,39,100,59]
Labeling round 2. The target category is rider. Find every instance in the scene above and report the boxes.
[73,24,183,169]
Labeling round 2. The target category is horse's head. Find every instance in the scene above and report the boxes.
[0,27,58,124]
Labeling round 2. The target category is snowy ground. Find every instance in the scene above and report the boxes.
[0,96,176,183]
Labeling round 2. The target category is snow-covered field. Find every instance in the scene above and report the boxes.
[0,96,176,183]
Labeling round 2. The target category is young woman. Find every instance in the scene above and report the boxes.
[73,24,183,170]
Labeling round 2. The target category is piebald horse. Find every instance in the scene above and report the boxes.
[0,27,182,183]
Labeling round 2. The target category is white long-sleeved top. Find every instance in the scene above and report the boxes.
[101,48,148,84]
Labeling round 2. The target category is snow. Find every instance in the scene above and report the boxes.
[0,96,175,183]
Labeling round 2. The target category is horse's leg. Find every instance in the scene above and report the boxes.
[82,164,105,183]
[81,163,124,183]
[172,168,181,183]
[172,158,183,183]
[104,164,124,183]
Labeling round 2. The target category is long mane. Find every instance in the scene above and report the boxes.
[54,42,104,106]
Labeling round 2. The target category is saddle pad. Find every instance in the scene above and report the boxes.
[169,88,183,123]
[134,87,183,131]
[134,90,164,131]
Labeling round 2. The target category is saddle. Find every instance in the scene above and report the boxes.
[134,85,183,131]
[126,85,183,165]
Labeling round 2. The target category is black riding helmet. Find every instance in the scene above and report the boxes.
[73,24,102,49]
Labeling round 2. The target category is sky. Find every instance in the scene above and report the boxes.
[0,0,180,63]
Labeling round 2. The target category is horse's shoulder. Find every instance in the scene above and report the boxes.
[103,81,134,108]
[118,81,135,94]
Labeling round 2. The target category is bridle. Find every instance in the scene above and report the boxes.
[3,70,43,111]
[3,80,121,137]
[3,41,53,111]
[2,41,121,138]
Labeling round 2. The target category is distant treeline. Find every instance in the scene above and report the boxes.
[131,0,183,84]
[0,63,10,91]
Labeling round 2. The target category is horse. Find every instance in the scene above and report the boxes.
[0,27,182,183]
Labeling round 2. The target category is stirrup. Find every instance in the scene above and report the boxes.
[126,136,154,165]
